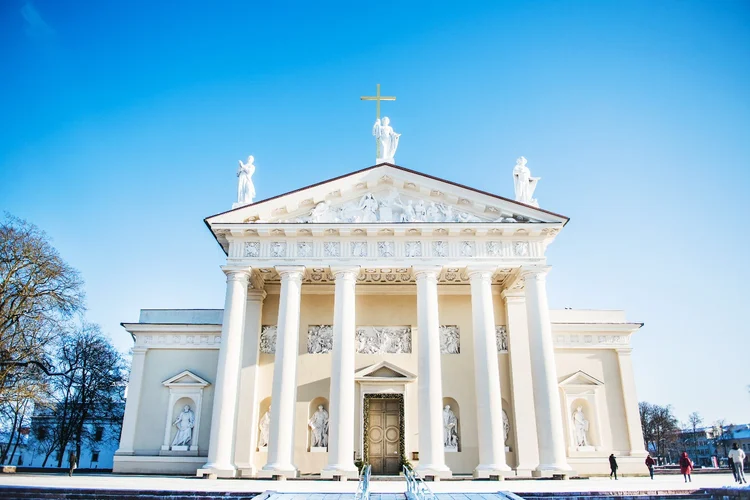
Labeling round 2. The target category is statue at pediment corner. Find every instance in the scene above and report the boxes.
[513,156,541,207]
[237,156,256,206]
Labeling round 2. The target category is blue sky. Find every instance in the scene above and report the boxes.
[1,1,748,426]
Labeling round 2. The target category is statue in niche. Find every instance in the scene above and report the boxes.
[573,406,590,447]
[443,405,459,449]
[171,404,195,448]
[237,156,256,206]
[258,406,271,448]
[373,116,401,163]
[308,405,329,448]
[502,410,510,444]
[358,193,379,222]
[513,156,540,207]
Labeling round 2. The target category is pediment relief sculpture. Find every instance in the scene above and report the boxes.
[276,189,531,224]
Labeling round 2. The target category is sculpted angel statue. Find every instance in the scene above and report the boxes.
[373,117,401,163]
[171,405,195,448]
[513,156,540,207]
[237,155,256,205]
[358,193,379,222]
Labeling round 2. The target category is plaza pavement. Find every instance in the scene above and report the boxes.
[0,472,743,495]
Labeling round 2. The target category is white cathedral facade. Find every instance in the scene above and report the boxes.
[113,162,648,479]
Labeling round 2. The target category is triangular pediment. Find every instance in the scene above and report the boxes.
[162,370,210,388]
[559,370,604,387]
[355,361,416,382]
[206,164,568,226]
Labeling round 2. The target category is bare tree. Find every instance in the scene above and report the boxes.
[639,401,679,463]
[42,323,126,466]
[0,214,84,401]
[687,412,703,459]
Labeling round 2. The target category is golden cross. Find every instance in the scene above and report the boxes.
[361,84,396,159]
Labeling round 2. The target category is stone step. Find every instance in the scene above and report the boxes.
[0,486,262,499]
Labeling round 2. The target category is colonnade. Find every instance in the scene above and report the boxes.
[200,264,571,479]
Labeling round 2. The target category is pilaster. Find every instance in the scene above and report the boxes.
[115,347,147,455]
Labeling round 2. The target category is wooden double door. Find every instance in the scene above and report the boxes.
[366,398,402,475]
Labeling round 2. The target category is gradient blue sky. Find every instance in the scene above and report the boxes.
[1,1,748,426]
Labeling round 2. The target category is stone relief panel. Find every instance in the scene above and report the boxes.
[351,241,368,258]
[356,326,411,354]
[405,241,422,258]
[495,326,508,353]
[324,241,341,257]
[259,325,277,354]
[514,241,529,257]
[378,241,395,258]
[460,241,475,257]
[432,240,448,257]
[270,241,287,258]
[440,325,460,354]
[307,325,334,354]
[486,241,502,257]
[244,242,260,257]
[297,241,313,258]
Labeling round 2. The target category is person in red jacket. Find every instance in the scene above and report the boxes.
[645,454,656,480]
[679,451,693,483]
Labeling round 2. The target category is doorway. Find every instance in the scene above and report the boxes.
[364,394,403,475]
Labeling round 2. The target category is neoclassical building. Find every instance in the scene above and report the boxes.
[113,163,647,478]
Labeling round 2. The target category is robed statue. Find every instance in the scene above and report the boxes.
[513,156,540,207]
[237,155,256,206]
[572,406,590,447]
[258,406,271,448]
[308,405,329,448]
[443,405,459,449]
[171,405,195,448]
[373,117,401,163]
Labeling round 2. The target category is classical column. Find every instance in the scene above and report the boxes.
[522,266,571,473]
[200,267,251,478]
[115,347,147,455]
[502,290,540,476]
[233,289,267,477]
[322,266,360,480]
[260,266,305,478]
[414,266,451,478]
[468,266,511,478]
[616,348,648,455]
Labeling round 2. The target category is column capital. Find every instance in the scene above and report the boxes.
[330,265,360,280]
[412,265,442,280]
[519,265,551,281]
[132,346,148,355]
[275,265,306,282]
[221,266,252,283]
[466,264,498,282]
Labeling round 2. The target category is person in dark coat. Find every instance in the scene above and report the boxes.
[609,453,618,480]
[679,451,693,483]
[645,454,656,480]
[68,451,77,477]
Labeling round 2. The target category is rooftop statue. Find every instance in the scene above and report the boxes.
[513,156,540,207]
[237,155,256,206]
[373,117,401,163]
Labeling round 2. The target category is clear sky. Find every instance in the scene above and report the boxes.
[1,1,748,426]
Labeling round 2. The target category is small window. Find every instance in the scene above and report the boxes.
[91,451,99,463]
[94,427,104,442]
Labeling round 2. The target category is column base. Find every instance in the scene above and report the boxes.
[196,465,238,478]
[258,464,298,479]
[416,464,452,479]
[237,465,257,478]
[321,465,359,480]
[533,464,575,479]
[474,464,511,480]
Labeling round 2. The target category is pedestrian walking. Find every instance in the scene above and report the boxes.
[68,451,77,477]
[728,443,747,484]
[679,451,693,483]
[729,456,737,482]
[609,453,618,480]
[645,454,656,480]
